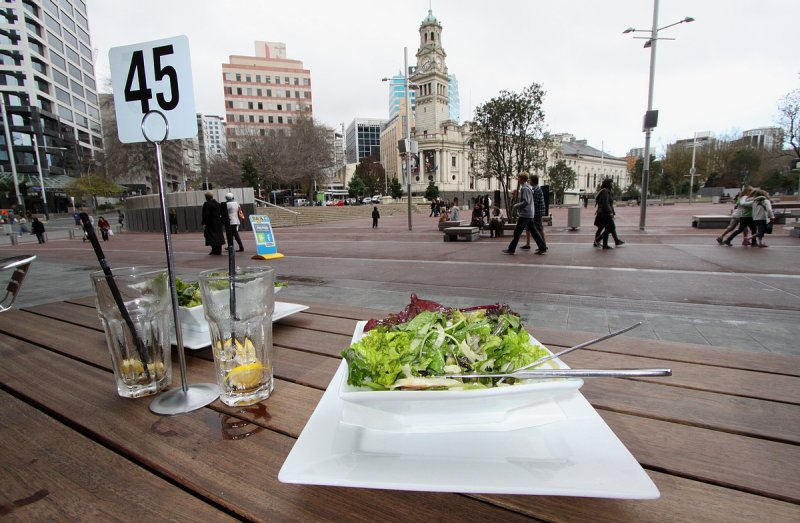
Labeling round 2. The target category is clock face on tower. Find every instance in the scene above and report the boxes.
[434,56,442,71]
[420,57,433,72]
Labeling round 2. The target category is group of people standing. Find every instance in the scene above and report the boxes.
[201,191,246,255]
[716,187,774,248]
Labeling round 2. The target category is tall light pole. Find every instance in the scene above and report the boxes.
[624,0,694,230]
[0,97,24,215]
[31,134,49,220]
[688,132,697,203]
[404,46,412,231]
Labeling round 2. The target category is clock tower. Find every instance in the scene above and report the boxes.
[412,9,449,138]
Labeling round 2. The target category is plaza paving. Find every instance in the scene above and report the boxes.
[3,201,799,356]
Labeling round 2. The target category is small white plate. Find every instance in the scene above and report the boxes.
[279,360,659,498]
[170,301,309,350]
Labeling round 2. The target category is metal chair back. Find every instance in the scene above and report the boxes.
[0,255,36,312]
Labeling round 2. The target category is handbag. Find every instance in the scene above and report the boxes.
[765,222,773,235]
[238,207,245,221]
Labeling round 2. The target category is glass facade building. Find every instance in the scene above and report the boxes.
[387,74,416,119]
[0,0,102,213]
[448,74,460,124]
[345,118,387,164]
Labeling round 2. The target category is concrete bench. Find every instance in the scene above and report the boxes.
[443,226,480,242]
[438,220,464,231]
[691,215,731,229]
[774,210,800,224]
[790,224,800,238]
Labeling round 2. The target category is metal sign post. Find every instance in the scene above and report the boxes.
[109,36,217,415]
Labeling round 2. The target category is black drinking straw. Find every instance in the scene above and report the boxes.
[81,212,150,378]
[224,204,238,321]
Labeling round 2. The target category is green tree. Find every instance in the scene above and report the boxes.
[240,157,259,188]
[547,160,576,204]
[424,181,439,201]
[470,82,552,218]
[353,157,385,196]
[66,174,124,211]
[347,174,367,198]
[728,147,761,188]
[389,177,404,200]
[631,155,663,195]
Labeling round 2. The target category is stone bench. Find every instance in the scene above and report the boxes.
[691,215,731,229]
[774,210,800,224]
[437,220,464,231]
[443,226,480,242]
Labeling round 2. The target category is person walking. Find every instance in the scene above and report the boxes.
[31,217,46,244]
[594,179,623,249]
[522,174,546,250]
[169,208,178,234]
[723,187,756,247]
[97,216,111,241]
[117,209,125,230]
[371,205,380,228]
[502,172,547,255]
[716,194,742,245]
[221,192,245,252]
[749,189,774,248]
[202,191,224,255]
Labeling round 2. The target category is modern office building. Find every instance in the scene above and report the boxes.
[0,0,102,213]
[222,41,313,153]
[741,127,781,151]
[387,72,416,120]
[345,118,386,164]
[196,113,227,173]
[448,73,460,124]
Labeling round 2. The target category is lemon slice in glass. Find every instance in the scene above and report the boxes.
[226,362,264,391]
[121,358,144,374]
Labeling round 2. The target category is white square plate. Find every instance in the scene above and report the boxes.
[279,326,659,498]
[170,301,309,349]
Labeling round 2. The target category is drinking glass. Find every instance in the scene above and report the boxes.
[91,267,173,398]
[199,266,275,406]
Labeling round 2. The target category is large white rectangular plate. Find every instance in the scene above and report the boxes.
[279,359,659,498]
[170,301,309,349]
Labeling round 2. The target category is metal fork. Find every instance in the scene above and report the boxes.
[447,368,672,380]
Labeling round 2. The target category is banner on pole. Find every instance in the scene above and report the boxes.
[248,215,284,260]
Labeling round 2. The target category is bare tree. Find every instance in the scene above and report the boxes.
[777,89,800,162]
[470,83,552,218]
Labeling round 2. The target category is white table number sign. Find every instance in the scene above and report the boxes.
[109,35,196,143]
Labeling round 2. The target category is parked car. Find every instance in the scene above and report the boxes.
[371,195,382,204]
[327,200,345,206]
[294,198,308,207]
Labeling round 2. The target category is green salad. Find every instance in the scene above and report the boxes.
[342,301,548,391]
[175,277,287,308]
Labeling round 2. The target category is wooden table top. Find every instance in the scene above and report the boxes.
[0,298,798,522]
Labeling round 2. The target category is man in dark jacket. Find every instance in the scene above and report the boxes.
[201,191,224,255]
[594,179,624,249]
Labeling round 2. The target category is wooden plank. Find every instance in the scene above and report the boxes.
[0,342,534,522]
[565,350,800,404]
[20,301,102,329]
[273,323,352,358]
[276,310,360,337]
[600,410,800,504]
[530,325,800,376]
[580,379,800,444]
[285,299,376,321]
[0,392,236,521]
[473,470,800,522]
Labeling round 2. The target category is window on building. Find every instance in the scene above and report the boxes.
[266,89,272,96]
[257,102,263,109]
[256,88,261,96]
[236,74,241,81]
[275,77,280,84]
[249,115,254,122]
[451,156,456,167]
[285,90,290,98]
[286,103,291,111]
[246,75,251,82]
[277,104,282,111]
[304,92,310,99]
[256,75,261,83]
[266,75,271,83]
[268,116,273,123]
[278,116,283,124]
[225,87,232,95]
[236,87,242,95]
[247,101,253,109]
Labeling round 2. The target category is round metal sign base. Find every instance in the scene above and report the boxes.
[149,383,219,415]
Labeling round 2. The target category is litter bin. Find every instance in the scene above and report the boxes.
[567,206,581,231]
[711,196,720,204]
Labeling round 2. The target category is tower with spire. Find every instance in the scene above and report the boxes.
[412,9,449,137]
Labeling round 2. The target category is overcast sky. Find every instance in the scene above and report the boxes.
[87,0,797,158]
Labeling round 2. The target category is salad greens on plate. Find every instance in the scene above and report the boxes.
[341,294,548,391]
[175,277,287,308]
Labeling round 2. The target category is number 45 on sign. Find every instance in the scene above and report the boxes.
[109,35,196,144]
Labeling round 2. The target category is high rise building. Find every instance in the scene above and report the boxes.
[0,0,102,213]
[222,41,313,153]
[345,118,386,164]
[196,113,227,173]
[448,73,460,124]
[387,73,416,119]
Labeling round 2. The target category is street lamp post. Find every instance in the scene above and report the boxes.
[31,134,49,220]
[404,46,412,231]
[688,132,697,203]
[624,0,694,230]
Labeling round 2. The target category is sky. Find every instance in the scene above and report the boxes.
[86,0,798,158]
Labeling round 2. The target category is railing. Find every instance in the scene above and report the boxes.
[255,198,299,226]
